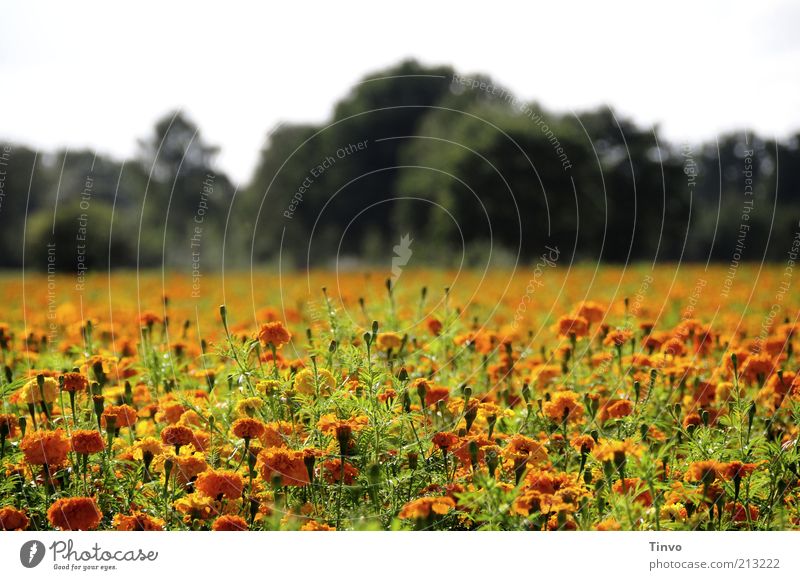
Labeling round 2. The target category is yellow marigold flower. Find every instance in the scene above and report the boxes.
[235,397,265,417]
[131,437,163,461]
[174,493,216,521]
[256,379,281,395]
[660,502,688,522]
[293,368,336,396]
[19,376,59,404]
[317,413,368,435]
[178,409,204,428]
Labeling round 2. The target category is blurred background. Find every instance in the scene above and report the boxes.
[1,1,799,274]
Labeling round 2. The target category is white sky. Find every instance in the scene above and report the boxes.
[2,0,799,183]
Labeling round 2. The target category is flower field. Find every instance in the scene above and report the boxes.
[1,264,799,531]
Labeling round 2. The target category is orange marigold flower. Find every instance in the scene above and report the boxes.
[0,506,29,530]
[432,431,459,451]
[575,301,606,324]
[684,460,724,484]
[643,333,666,352]
[425,385,450,407]
[543,391,584,424]
[189,430,211,452]
[398,496,456,520]
[611,477,652,506]
[725,502,759,523]
[504,434,548,464]
[530,364,561,387]
[61,372,89,393]
[322,459,359,485]
[102,404,138,428]
[661,338,687,357]
[196,469,244,500]
[139,311,162,326]
[593,439,643,464]
[171,453,209,486]
[0,414,19,439]
[377,388,398,403]
[259,421,293,448]
[47,497,102,531]
[604,399,634,420]
[740,353,775,383]
[603,329,633,348]
[721,461,758,480]
[112,512,164,531]
[211,514,249,531]
[21,429,70,466]
[232,418,266,440]
[596,518,622,531]
[258,321,291,349]
[452,434,494,467]
[160,425,194,448]
[300,520,336,531]
[71,429,105,455]
[570,434,595,454]
[157,403,187,425]
[554,315,589,338]
[258,448,309,487]
[682,413,702,429]
[376,332,403,351]
[426,318,443,336]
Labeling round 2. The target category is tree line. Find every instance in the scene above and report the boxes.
[2,59,799,275]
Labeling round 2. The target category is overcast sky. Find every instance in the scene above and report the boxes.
[2,0,799,183]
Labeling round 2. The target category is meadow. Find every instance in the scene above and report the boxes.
[0,264,799,531]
